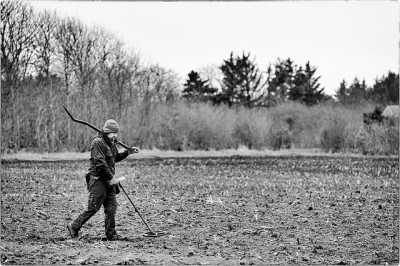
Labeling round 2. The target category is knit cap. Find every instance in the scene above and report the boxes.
[103,119,119,133]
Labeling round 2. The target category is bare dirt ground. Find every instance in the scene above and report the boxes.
[1,154,399,265]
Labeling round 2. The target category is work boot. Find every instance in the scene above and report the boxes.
[106,234,126,241]
[67,223,79,238]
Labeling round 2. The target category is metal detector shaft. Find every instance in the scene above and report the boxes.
[119,183,154,233]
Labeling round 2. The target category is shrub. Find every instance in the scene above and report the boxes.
[357,121,399,155]
[176,102,235,150]
[267,102,316,149]
[319,113,347,152]
[151,104,185,150]
[268,127,292,150]
[121,100,397,155]
[232,107,272,150]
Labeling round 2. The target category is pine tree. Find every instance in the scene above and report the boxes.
[266,58,296,105]
[182,70,217,102]
[289,66,306,103]
[367,71,399,105]
[348,78,368,105]
[302,62,326,106]
[287,61,326,106]
[218,52,267,107]
[335,78,369,105]
[335,80,348,104]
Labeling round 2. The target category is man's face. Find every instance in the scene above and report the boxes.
[107,133,118,141]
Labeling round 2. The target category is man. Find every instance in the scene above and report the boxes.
[67,119,139,241]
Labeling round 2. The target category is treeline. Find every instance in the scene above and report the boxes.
[1,1,398,154]
[183,56,398,108]
[1,1,180,152]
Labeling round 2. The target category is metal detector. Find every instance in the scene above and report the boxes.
[119,184,167,237]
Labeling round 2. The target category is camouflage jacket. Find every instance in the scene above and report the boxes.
[88,132,129,183]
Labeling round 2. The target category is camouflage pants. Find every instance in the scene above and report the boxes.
[71,176,118,239]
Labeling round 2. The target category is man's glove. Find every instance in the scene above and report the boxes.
[109,176,126,185]
[127,146,139,154]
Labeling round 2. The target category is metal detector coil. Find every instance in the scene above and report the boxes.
[143,231,168,238]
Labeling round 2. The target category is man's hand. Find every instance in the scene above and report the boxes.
[109,176,126,185]
[127,146,139,154]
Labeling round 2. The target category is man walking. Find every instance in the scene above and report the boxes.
[67,119,138,241]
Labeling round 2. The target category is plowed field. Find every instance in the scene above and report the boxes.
[1,155,398,265]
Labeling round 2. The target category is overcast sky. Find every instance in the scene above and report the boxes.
[31,1,398,95]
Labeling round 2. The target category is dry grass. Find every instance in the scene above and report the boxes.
[1,147,396,162]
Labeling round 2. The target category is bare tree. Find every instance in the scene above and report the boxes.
[98,34,141,118]
[34,10,58,77]
[55,17,104,150]
[54,17,79,146]
[1,1,40,150]
[1,2,38,82]
[132,65,181,147]
[33,10,61,151]
[137,65,180,103]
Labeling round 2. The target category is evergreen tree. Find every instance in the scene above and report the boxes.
[301,62,327,106]
[348,78,368,104]
[266,58,296,105]
[272,60,327,106]
[182,70,217,102]
[335,78,368,105]
[289,66,306,103]
[367,71,399,105]
[218,52,268,107]
[335,80,348,104]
